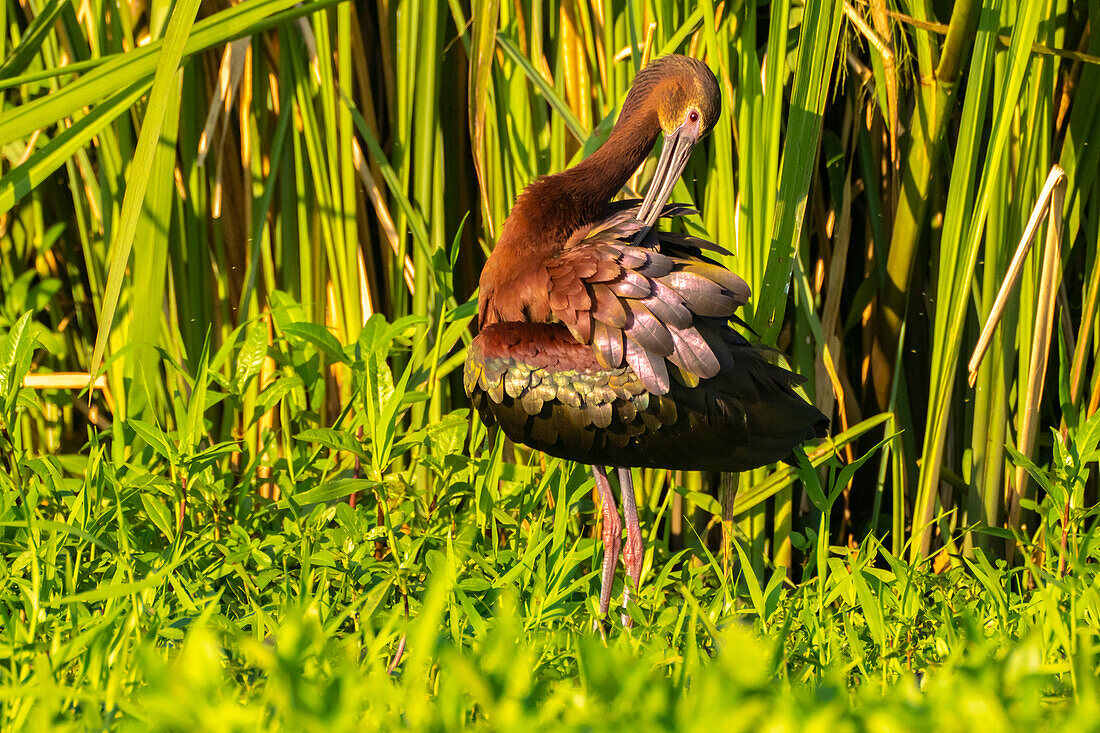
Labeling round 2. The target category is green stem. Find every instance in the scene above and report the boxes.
[870,0,982,410]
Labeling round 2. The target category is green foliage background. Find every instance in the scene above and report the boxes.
[2,0,1100,727]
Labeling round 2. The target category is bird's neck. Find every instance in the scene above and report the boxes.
[478,105,661,327]
[508,110,661,240]
[566,113,662,214]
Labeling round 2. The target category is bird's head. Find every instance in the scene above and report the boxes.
[653,55,721,140]
[628,55,722,226]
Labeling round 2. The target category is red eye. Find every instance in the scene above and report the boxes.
[689,109,700,123]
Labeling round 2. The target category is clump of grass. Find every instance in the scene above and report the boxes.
[3,0,1099,568]
[2,311,1099,727]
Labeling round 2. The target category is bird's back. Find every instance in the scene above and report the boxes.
[466,199,827,471]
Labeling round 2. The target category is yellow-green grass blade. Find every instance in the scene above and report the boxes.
[468,0,500,239]
[697,0,737,287]
[0,0,347,148]
[496,31,588,145]
[126,62,182,422]
[911,0,1043,560]
[337,3,360,335]
[871,0,982,410]
[0,79,147,213]
[410,0,443,322]
[0,0,69,80]
[754,0,844,341]
[89,0,202,381]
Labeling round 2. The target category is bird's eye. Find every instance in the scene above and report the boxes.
[688,109,700,124]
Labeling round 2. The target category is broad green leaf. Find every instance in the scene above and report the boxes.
[295,427,368,460]
[128,418,176,463]
[0,312,37,415]
[281,478,377,507]
[235,324,269,391]
[281,322,347,364]
[141,493,176,543]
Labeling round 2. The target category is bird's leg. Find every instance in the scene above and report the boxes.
[592,465,622,629]
[617,467,643,628]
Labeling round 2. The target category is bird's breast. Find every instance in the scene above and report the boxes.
[464,323,674,461]
[463,322,826,471]
[477,249,556,326]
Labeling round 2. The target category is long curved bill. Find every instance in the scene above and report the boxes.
[636,124,700,231]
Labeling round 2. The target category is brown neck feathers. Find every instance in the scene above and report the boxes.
[502,103,661,248]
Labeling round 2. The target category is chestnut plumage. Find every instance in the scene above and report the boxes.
[465,54,827,628]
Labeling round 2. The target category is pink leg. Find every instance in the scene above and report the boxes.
[618,467,643,628]
[592,466,622,625]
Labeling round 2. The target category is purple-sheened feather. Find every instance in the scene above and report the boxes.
[642,295,692,331]
[616,247,649,270]
[624,300,675,356]
[625,336,670,394]
[661,270,738,316]
[659,231,732,257]
[540,197,767,401]
[681,263,750,305]
[659,203,698,218]
[668,326,720,378]
[633,249,673,277]
[592,320,625,368]
[644,279,693,328]
[589,284,628,327]
[608,270,652,299]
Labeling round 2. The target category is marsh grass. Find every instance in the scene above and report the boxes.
[3,296,1100,727]
[2,0,1100,727]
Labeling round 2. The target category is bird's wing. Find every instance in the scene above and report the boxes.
[546,201,750,395]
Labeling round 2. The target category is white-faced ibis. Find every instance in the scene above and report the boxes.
[465,55,827,627]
